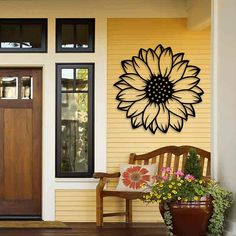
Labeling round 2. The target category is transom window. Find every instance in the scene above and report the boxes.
[0,19,47,52]
[56,63,94,177]
[56,19,95,52]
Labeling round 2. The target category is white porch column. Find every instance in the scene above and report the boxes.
[213,0,236,235]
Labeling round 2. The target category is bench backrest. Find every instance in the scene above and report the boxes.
[129,146,211,177]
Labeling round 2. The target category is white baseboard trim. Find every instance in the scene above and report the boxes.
[225,220,236,236]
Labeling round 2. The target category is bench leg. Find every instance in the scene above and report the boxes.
[96,193,103,227]
[126,199,132,223]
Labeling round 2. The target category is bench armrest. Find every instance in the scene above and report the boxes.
[93,172,120,179]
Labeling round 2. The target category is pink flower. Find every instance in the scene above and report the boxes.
[185,174,195,181]
[162,175,168,181]
[165,167,171,173]
[161,167,172,174]
[175,170,184,177]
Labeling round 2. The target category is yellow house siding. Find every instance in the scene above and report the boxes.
[106,18,211,222]
[56,18,211,222]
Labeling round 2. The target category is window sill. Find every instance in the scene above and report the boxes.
[55,178,98,190]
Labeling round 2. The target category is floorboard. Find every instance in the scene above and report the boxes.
[0,222,168,236]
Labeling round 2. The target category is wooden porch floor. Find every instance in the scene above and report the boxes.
[0,222,168,236]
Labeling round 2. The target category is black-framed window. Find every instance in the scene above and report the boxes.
[56,63,94,177]
[56,19,95,53]
[0,19,47,52]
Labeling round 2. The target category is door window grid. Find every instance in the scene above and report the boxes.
[0,76,33,99]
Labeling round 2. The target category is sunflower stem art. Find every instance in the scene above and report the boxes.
[114,44,204,134]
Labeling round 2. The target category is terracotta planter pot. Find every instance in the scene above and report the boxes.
[159,198,213,236]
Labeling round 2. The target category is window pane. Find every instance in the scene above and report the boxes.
[61,69,74,91]
[60,93,88,173]
[76,68,88,91]
[0,77,18,99]
[75,24,89,48]
[61,24,74,48]
[21,76,33,99]
[22,24,42,48]
[0,24,20,48]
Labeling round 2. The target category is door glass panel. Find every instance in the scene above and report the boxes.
[0,24,20,48]
[75,24,89,48]
[76,68,88,91]
[21,76,33,99]
[0,77,18,99]
[61,93,88,173]
[61,69,74,91]
[22,24,42,48]
[61,24,74,48]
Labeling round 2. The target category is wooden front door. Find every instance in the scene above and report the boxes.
[0,68,42,218]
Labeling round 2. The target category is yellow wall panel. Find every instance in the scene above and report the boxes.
[56,18,211,223]
[106,18,211,222]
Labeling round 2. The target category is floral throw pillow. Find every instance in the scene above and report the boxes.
[116,164,157,192]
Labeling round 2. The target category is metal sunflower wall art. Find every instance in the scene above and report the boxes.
[114,44,204,134]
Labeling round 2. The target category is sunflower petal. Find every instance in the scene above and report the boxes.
[149,119,158,134]
[166,98,187,119]
[156,104,170,133]
[146,49,160,77]
[131,114,142,128]
[127,98,149,117]
[154,44,164,57]
[169,61,188,83]
[184,104,195,117]
[114,80,130,90]
[118,101,133,111]
[184,65,200,77]
[173,90,202,104]
[142,103,160,129]
[191,86,204,95]
[173,53,184,65]
[139,49,147,62]
[133,56,152,81]
[173,76,200,91]
[117,88,146,102]
[120,74,146,90]
[159,47,173,77]
[121,60,136,74]
[170,113,184,132]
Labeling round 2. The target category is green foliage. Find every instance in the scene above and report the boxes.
[206,181,233,236]
[163,203,173,236]
[184,148,202,179]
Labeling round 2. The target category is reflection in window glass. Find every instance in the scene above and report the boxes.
[0,77,18,99]
[56,64,94,177]
[61,69,74,91]
[61,93,88,173]
[61,24,74,48]
[75,24,89,48]
[0,19,47,52]
[56,19,94,52]
[22,24,42,48]
[21,76,33,99]
[76,68,88,91]
[0,24,20,48]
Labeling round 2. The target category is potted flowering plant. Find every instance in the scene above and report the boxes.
[144,167,233,236]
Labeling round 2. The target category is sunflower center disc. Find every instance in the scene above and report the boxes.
[145,76,174,104]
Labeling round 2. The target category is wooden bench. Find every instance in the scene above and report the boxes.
[93,145,211,226]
